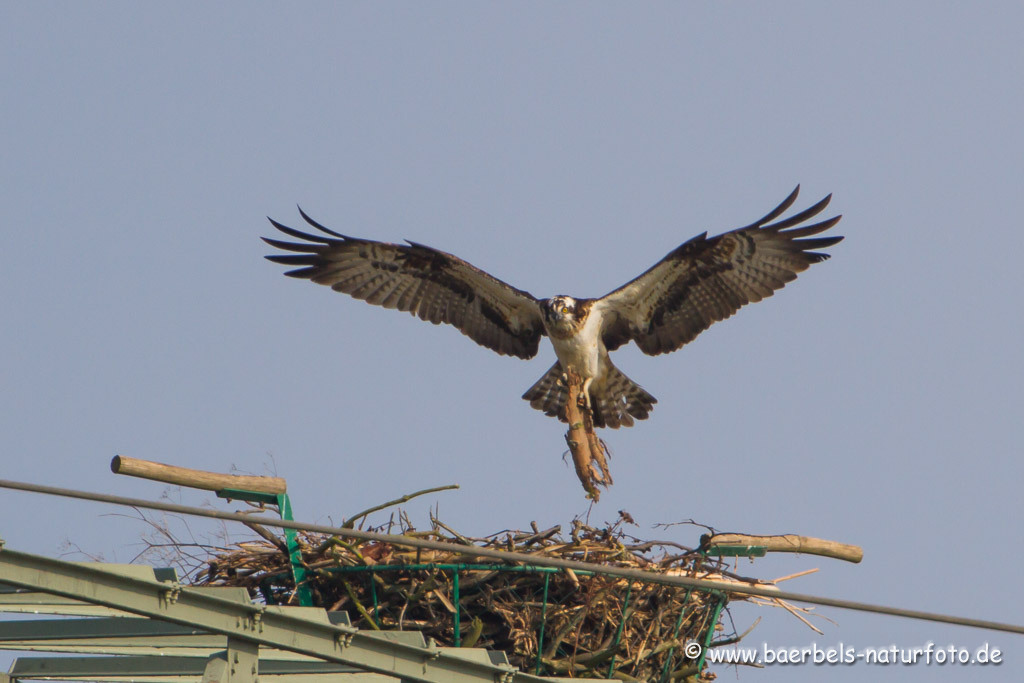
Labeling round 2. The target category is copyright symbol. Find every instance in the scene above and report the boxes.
[683,640,702,659]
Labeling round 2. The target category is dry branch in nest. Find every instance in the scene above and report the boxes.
[178,508,822,682]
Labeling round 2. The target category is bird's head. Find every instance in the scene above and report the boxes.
[543,296,581,332]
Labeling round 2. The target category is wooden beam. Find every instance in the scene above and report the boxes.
[110,456,287,494]
[704,533,863,564]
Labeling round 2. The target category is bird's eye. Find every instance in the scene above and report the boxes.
[561,306,569,314]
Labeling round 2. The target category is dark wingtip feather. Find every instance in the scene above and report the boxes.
[266,216,294,233]
[795,235,844,251]
[792,214,843,235]
[266,254,320,266]
[804,193,833,218]
[297,206,349,239]
[261,236,323,253]
[767,194,834,231]
[266,216,337,244]
[805,252,833,263]
[744,185,801,229]
[404,239,441,252]
[281,266,322,279]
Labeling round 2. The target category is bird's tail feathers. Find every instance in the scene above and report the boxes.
[522,363,569,421]
[591,363,657,428]
[522,362,656,429]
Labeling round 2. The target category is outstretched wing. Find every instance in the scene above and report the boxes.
[263,209,546,359]
[595,186,843,356]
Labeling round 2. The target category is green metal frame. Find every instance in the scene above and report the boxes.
[604,582,634,678]
[704,544,768,558]
[696,594,726,672]
[452,569,461,647]
[217,489,312,607]
[534,572,551,675]
[6,654,373,678]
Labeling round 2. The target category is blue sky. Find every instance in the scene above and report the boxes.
[2,3,1022,680]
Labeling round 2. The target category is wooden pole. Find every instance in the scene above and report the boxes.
[703,533,863,564]
[110,455,287,494]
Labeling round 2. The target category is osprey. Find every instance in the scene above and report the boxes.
[264,186,842,428]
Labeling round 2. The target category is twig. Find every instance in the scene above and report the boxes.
[710,616,761,648]
[430,517,474,546]
[513,525,562,546]
[774,599,824,635]
[243,522,288,554]
[340,578,381,630]
[771,568,819,583]
[343,484,459,528]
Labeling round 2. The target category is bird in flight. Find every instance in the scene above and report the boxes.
[263,186,842,428]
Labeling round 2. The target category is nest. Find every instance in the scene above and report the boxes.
[187,510,779,682]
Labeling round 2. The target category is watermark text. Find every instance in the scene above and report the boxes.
[690,641,1003,666]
